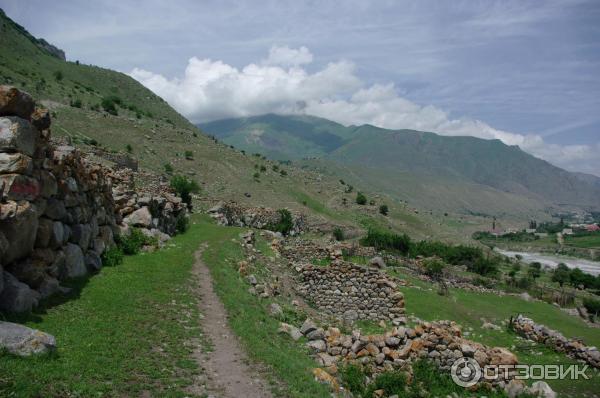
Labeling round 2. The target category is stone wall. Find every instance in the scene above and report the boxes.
[296,261,405,323]
[512,314,600,368]
[0,86,187,313]
[208,201,306,235]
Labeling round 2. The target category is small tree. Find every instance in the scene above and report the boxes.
[356,192,367,205]
[379,204,389,216]
[552,263,570,287]
[268,209,294,235]
[423,258,445,280]
[333,227,345,241]
[528,262,542,280]
[170,175,200,206]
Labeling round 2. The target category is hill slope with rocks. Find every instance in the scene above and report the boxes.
[201,114,600,217]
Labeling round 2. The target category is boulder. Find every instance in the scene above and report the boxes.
[0,153,32,175]
[124,206,152,227]
[300,318,318,335]
[44,198,67,220]
[268,303,283,317]
[505,379,526,398]
[70,224,92,249]
[278,322,303,341]
[0,86,35,119]
[0,116,38,156]
[0,271,39,312]
[35,217,54,248]
[0,321,56,356]
[0,173,40,201]
[49,221,65,248]
[38,170,57,198]
[368,256,386,269]
[528,381,556,398]
[0,201,38,264]
[84,251,102,272]
[63,243,86,279]
[30,108,50,131]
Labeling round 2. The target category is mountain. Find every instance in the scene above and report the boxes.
[0,9,451,241]
[200,115,600,215]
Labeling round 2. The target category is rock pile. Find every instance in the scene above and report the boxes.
[296,262,406,323]
[279,240,376,263]
[208,201,306,235]
[0,86,188,313]
[283,319,519,390]
[512,314,600,368]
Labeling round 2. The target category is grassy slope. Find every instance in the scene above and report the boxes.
[0,220,205,397]
[387,267,600,397]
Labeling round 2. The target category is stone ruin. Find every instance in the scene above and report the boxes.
[512,314,600,368]
[296,262,406,323]
[0,86,187,313]
[208,201,306,235]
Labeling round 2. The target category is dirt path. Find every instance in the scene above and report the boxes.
[190,247,273,398]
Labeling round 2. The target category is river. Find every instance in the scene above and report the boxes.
[494,248,600,276]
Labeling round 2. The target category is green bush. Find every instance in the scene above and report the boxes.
[583,298,600,319]
[361,229,412,255]
[423,258,445,279]
[101,246,124,267]
[101,96,120,115]
[333,227,345,241]
[184,150,193,160]
[267,209,294,235]
[175,214,190,234]
[170,175,200,206]
[379,204,389,216]
[125,144,133,153]
[260,165,267,172]
[163,163,174,174]
[53,70,63,81]
[356,192,367,205]
[338,364,365,395]
[279,169,287,176]
[117,228,149,255]
[364,370,407,397]
[70,98,82,108]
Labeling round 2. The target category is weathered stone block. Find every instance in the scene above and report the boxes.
[63,243,86,279]
[0,173,40,201]
[70,223,92,249]
[0,321,56,356]
[38,170,57,197]
[0,271,39,313]
[0,201,38,264]
[0,86,35,120]
[44,198,67,220]
[0,116,38,156]
[35,217,54,248]
[124,206,152,227]
[0,153,33,175]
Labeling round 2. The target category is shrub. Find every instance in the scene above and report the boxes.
[260,165,267,172]
[70,99,82,108]
[184,150,193,160]
[583,298,600,319]
[163,163,174,174]
[170,175,200,206]
[423,258,445,279]
[272,164,279,172]
[361,229,411,255]
[253,172,260,180]
[528,262,542,279]
[101,246,124,267]
[338,364,365,395]
[101,96,119,115]
[267,209,294,235]
[125,144,133,153]
[175,214,190,234]
[379,204,389,216]
[53,70,63,81]
[333,227,345,241]
[356,192,367,205]
[117,228,149,255]
[467,257,498,276]
[279,169,287,176]
[364,370,407,398]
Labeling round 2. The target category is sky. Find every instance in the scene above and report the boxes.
[2,0,599,175]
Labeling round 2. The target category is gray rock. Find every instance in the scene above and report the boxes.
[528,381,556,398]
[70,224,92,249]
[0,173,40,201]
[0,321,56,356]
[307,328,326,341]
[278,322,303,341]
[44,198,67,221]
[124,206,152,227]
[246,274,258,285]
[38,276,60,299]
[0,271,39,313]
[35,217,54,248]
[505,379,526,398]
[368,256,386,269]
[0,86,35,119]
[64,243,86,278]
[268,303,283,317]
[461,343,476,357]
[300,318,318,335]
[0,201,38,264]
[85,251,102,272]
[306,339,327,353]
[0,116,38,156]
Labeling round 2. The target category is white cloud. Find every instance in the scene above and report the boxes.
[130,46,599,175]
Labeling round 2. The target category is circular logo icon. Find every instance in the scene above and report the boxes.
[451,357,482,387]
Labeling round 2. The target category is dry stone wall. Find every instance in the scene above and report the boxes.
[208,201,306,235]
[0,86,187,313]
[296,261,405,323]
[512,314,600,368]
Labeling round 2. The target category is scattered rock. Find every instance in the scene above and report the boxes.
[0,321,56,356]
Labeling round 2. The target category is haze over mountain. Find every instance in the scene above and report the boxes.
[201,114,600,215]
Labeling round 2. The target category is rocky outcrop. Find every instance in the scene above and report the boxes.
[296,261,405,323]
[0,86,188,313]
[208,201,306,235]
[0,321,56,356]
[512,314,600,368]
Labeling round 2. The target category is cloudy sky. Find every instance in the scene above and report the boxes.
[3,0,599,175]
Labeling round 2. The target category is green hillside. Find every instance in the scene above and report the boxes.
[0,9,449,241]
[201,114,600,217]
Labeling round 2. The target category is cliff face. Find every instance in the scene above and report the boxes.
[0,86,187,313]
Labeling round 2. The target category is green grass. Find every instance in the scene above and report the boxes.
[0,221,205,397]
[198,217,331,397]
[397,273,600,397]
[565,234,600,249]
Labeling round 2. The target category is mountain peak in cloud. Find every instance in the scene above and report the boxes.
[130,46,599,176]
